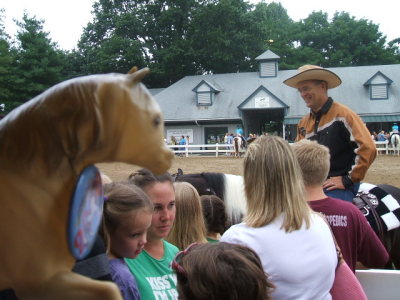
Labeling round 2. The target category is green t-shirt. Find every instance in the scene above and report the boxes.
[125,240,179,300]
[206,237,219,243]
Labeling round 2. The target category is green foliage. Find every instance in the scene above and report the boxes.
[1,0,400,109]
[0,10,16,105]
[290,11,400,68]
[12,13,69,102]
[249,1,296,70]
[188,0,256,73]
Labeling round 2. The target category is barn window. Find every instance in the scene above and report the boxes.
[370,84,388,100]
[364,71,392,100]
[197,92,213,105]
[255,49,280,78]
[192,80,220,106]
[260,61,277,77]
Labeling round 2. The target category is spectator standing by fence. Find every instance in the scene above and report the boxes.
[377,130,386,141]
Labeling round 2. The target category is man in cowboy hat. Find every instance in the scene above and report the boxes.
[284,65,376,202]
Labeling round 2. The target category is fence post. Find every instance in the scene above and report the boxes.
[386,140,389,155]
[185,144,189,157]
[216,143,219,157]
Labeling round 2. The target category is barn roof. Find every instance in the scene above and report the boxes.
[155,52,400,124]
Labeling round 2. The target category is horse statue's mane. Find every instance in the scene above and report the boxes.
[0,68,173,299]
[0,77,102,172]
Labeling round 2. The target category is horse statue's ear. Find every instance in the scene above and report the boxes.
[128,67,150,85]
[127,66,138,74]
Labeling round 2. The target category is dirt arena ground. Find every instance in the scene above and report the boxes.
[97,154,399,187]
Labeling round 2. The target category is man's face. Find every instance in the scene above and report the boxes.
[296,80,327,112]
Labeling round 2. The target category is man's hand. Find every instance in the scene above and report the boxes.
[323,176,345,190]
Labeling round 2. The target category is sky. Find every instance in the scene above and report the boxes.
[1,0,399,50]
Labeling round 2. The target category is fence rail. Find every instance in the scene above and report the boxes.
[167,141,399,157]
[375,140,399,155]
[167,144,244,157]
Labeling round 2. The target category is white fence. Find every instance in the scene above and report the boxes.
[167,144,244,157]
[375,140,400,155]
[167,141,399,157]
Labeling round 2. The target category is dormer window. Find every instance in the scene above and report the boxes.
[192,80,220,106]
[255,49,280,78]
[364,71,393,100]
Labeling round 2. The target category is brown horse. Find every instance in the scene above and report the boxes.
[0,68,173,299]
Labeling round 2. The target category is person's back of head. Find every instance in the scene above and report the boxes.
[167,182,207,249]
[243,135,310,232]
[200,195,227,236]
[291,139,330,187]
[172,242,274,300]
[128,168,173,190]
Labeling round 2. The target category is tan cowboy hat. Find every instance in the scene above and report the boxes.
[283,65,342,89]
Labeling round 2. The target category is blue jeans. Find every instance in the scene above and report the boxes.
[324,182,360,202]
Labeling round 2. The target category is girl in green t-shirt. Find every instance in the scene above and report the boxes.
[125,169,179,300]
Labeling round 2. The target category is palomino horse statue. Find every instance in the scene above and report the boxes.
[0,68,173,299]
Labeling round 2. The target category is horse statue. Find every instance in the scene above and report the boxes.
[0,68,174,299]
[172,169,400,270]
[390,132,400,155]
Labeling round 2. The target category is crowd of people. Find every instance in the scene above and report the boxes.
[80,133,385,300]
[371,123,399,142]
[83,65,385,299]
[1,65,390,300]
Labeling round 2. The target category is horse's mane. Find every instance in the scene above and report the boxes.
[201,172,225,200]
[0,76,103,173]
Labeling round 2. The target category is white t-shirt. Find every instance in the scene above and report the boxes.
[221,213,337,300]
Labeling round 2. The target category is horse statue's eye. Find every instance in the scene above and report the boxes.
[153,116,160,127]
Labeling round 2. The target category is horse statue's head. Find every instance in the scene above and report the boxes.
[0,68,173,299]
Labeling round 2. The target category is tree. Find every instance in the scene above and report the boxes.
[249,1,296,70]
[77,0,203,87]
[291,11,400,68]
[11,13,69,102]
[0,9,22,114]
[0,11,13,100]
[187,0,257,74]
[327,12,399,66]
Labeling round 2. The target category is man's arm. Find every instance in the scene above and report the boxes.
[345,111,377,183]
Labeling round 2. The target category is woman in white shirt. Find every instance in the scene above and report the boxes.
[221,135,337,300]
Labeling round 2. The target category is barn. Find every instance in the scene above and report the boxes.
[154,50,400,144]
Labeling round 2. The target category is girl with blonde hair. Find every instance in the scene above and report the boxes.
[221,135,337,300]
[100,182,153,300]
[167,182,208,250]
